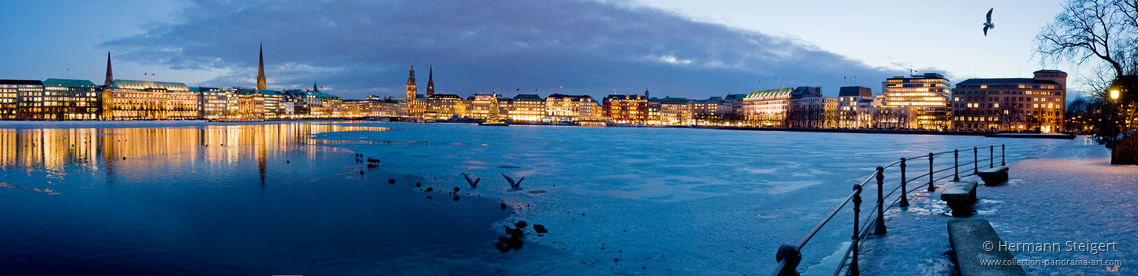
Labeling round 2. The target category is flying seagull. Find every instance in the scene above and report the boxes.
[462,173,480,189]
[502,174,524,191]
[983,8,995,36]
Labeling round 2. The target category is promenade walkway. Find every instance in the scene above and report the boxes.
[850,136,1136,275]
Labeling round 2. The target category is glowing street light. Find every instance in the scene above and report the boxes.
[1110,89,1120,100]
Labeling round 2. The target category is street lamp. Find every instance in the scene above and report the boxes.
[1109,88,1121,164]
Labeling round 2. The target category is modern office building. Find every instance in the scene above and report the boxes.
[603,94,648,125]
[0,80,41,120]
[41,79,101,120]
[951,70,1067,132]
[102,79,199,120]
[881,73,952,129]
[194,87,227,119]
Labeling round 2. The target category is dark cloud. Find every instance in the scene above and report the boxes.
[104,0,896,100]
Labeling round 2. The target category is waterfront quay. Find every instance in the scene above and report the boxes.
[854,136,1136,275]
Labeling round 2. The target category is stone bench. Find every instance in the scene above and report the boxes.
[977,166,1009,186]
[947,219,1027,276]
[941,181,978,217]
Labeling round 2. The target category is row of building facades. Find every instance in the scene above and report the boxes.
[400,68,1069,132]
[0,49,1070,132]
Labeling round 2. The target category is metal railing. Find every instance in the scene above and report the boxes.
[770,144,1006,276]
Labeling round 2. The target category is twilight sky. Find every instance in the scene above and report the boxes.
[0,0,1084,100]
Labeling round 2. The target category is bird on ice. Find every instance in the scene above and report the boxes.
[502,174,524,191]
[983,8,995,36]
[462,173,480,189]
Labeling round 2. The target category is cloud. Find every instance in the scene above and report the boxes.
[103,0,896,100]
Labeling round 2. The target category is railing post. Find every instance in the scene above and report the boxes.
[775,245,800,276]
[953,149,960,182]
[899,158,909,207]
[1001,144,1005,166]
[990,145,994,168]
[874,167,887,234]
[928,153,935,192]
[974,147,978,175]
[850,184,862,276]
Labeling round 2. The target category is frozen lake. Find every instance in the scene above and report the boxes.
[0,122,1066,275]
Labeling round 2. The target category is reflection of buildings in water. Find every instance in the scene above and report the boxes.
[0,124,387,187]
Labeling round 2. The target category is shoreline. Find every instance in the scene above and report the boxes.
[0,120,1077,139]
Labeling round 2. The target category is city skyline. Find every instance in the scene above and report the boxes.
[1,0,1085,101]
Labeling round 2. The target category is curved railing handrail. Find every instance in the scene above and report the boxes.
[771,144,1007,276]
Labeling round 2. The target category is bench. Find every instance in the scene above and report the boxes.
[947,219,1027,276]
[977,166,1009,186]
[941,181,978,217]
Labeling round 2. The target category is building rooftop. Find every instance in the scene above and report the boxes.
[744,88,794,98]
[514,94,543,100]
[429,94,462,99]
[0,79,44,85]
[838,86,872,97]
[957,78,1060,86]
[107,79,190,92]
[43,78,98,88]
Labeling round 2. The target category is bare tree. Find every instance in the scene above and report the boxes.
[1036,0,1137,79]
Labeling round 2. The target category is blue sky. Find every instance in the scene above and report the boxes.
[0,0,1085,101]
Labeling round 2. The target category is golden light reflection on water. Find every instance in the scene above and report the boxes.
[0,123,388,172]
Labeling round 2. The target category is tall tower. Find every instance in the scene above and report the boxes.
[256,44,267,90]
[426,65,435,96]
[105,52,113,86]
[406,65,417,106]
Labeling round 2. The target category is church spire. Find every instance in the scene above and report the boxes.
[105,51,113,86]
[256,43,267,90]
[426,65,435,96]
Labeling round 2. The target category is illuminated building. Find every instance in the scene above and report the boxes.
[882,73,951,129]
[647,98,661,124]
[256,44,267,90]
[465,94,493,119]
[234,89,281,119]
[405,65,424,117]
[952,70,1067,132]
[838,86,874,128]
[723,94,747,125]
[41,79,101,120]
[691,97,725,125]
[366,96,407,117]
[545,94,599,121]
[743,87,837,128]
[102,80,200,120]
[787,96,839,128]
[603,94,648,125]
[193,87,227,119]
[426,66,435,97]
[423,94,467,120]
[742,88,796,127]
[0,80,41,120]
[279,85,341,118]
[657,97,692,125]
[505,94,543,122]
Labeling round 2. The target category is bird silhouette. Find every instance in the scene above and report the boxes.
[502,174,524,191]
[983,8,995,36]
[463,173,481,189]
